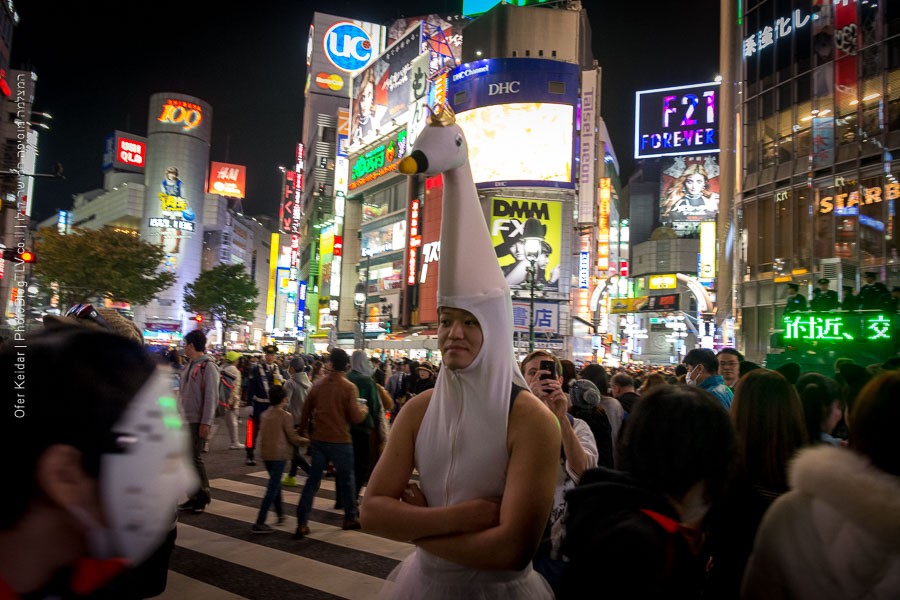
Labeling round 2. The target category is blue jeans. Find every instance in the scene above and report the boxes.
[297,441,356,523]
[256,460,286,525]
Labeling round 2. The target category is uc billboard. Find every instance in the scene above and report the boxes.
[449,58,579,189]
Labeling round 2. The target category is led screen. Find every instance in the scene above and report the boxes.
[456,103,573,188]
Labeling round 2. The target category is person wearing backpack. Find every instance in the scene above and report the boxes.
[178,329,220,513]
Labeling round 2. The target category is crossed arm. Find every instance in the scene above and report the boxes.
[360,389,560,571]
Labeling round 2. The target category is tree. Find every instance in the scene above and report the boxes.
[183,263,259,330]
[34,227,176,307]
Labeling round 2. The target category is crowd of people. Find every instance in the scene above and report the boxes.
[2,305,898,599]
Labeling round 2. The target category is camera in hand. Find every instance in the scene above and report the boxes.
[539,360,557,380]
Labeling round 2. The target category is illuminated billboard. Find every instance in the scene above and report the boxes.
[388,15,464,76]
[208,161,247,199]
[307,13,385,99]
[490,197,562,292]
[349,129,408,192]
[350,27,424,147]
[449,58,578,189]
[102,131,147,173]
[634,81,719,159]
[660,155,720,224]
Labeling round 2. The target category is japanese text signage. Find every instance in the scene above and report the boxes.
[597,178,611,271]
[782,313,893,343]
[635,82,719,159]
[743,9,811,60]
[349,129,408,190]
[407,198,422,285]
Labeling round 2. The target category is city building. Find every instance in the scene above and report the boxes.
[729,0,900,361]
[35,94,274,348]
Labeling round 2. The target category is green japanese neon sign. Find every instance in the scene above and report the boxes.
[782,313,893,343]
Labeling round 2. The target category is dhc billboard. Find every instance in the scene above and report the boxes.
[449,58,579,189]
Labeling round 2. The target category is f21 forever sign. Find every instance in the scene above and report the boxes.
[634,82,719,159]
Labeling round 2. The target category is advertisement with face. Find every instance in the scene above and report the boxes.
[387,14,464,75]
[350,27,423,147]
[659,155,720,224]
[490,197,562,292]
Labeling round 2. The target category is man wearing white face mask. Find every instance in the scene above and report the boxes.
[0,328,197,598]
[683,348,733,410]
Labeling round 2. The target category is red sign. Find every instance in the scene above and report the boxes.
[208,161,247,199]
[117,137,145,169]
[333,235,343,257]
[407,197,422,285]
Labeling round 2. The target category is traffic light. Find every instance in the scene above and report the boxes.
[2,248,36,263]
[194,314,204,323]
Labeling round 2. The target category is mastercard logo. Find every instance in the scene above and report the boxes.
[316,73,344,91]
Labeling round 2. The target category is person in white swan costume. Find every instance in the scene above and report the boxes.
[360,105,560,599]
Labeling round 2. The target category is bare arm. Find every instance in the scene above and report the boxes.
[526,371,592,480]
[360,390,504,542]
[415,391,561,570]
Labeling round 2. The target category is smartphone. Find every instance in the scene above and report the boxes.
[539,360,557,380]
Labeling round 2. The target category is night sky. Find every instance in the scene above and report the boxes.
[11,0,718,224]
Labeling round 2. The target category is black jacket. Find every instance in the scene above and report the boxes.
[559,468,707,599]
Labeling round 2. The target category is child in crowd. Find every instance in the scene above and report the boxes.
[252,386,308,533]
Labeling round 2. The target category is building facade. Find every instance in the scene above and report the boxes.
[735,0,900,360]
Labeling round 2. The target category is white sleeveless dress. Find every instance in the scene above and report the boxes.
[380,288,553,599]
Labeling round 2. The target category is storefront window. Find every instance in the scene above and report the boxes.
[744,201,758,277]
[774,189,793,271]
[794,186,812,271]
[889,43,900,132]
[860,0,880,48]
[860,174,887,266]
[745,98,759,174]
[833,180,859,262]
[759,195,774,273]
[814,183,834,260]
[361,180,406,224]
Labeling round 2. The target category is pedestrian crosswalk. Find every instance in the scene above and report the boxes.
[152,471,414,600]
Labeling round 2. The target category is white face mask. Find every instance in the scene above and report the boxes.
[684,366,699,386]
[74,369,197,563]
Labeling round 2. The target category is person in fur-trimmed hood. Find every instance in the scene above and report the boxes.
[742,372,900,599]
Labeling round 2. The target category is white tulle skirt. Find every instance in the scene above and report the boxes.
[379,548,553,600]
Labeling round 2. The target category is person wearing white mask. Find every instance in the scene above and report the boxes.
[0,328,197,598]
[683,348,733,410]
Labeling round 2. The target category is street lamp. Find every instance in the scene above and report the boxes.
[522,217,545,353]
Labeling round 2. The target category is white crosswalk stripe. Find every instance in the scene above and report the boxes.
[150,470,414,599]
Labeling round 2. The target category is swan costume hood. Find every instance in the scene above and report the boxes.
[400,106,527,507]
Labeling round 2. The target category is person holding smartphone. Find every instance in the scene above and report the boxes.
[521,350,599,595]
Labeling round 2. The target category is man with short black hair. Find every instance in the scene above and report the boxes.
[683,348,733,410]
[179,329,220,512]
[294,348,369,537]
[610,372,640,413]
[716,347,743,390]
